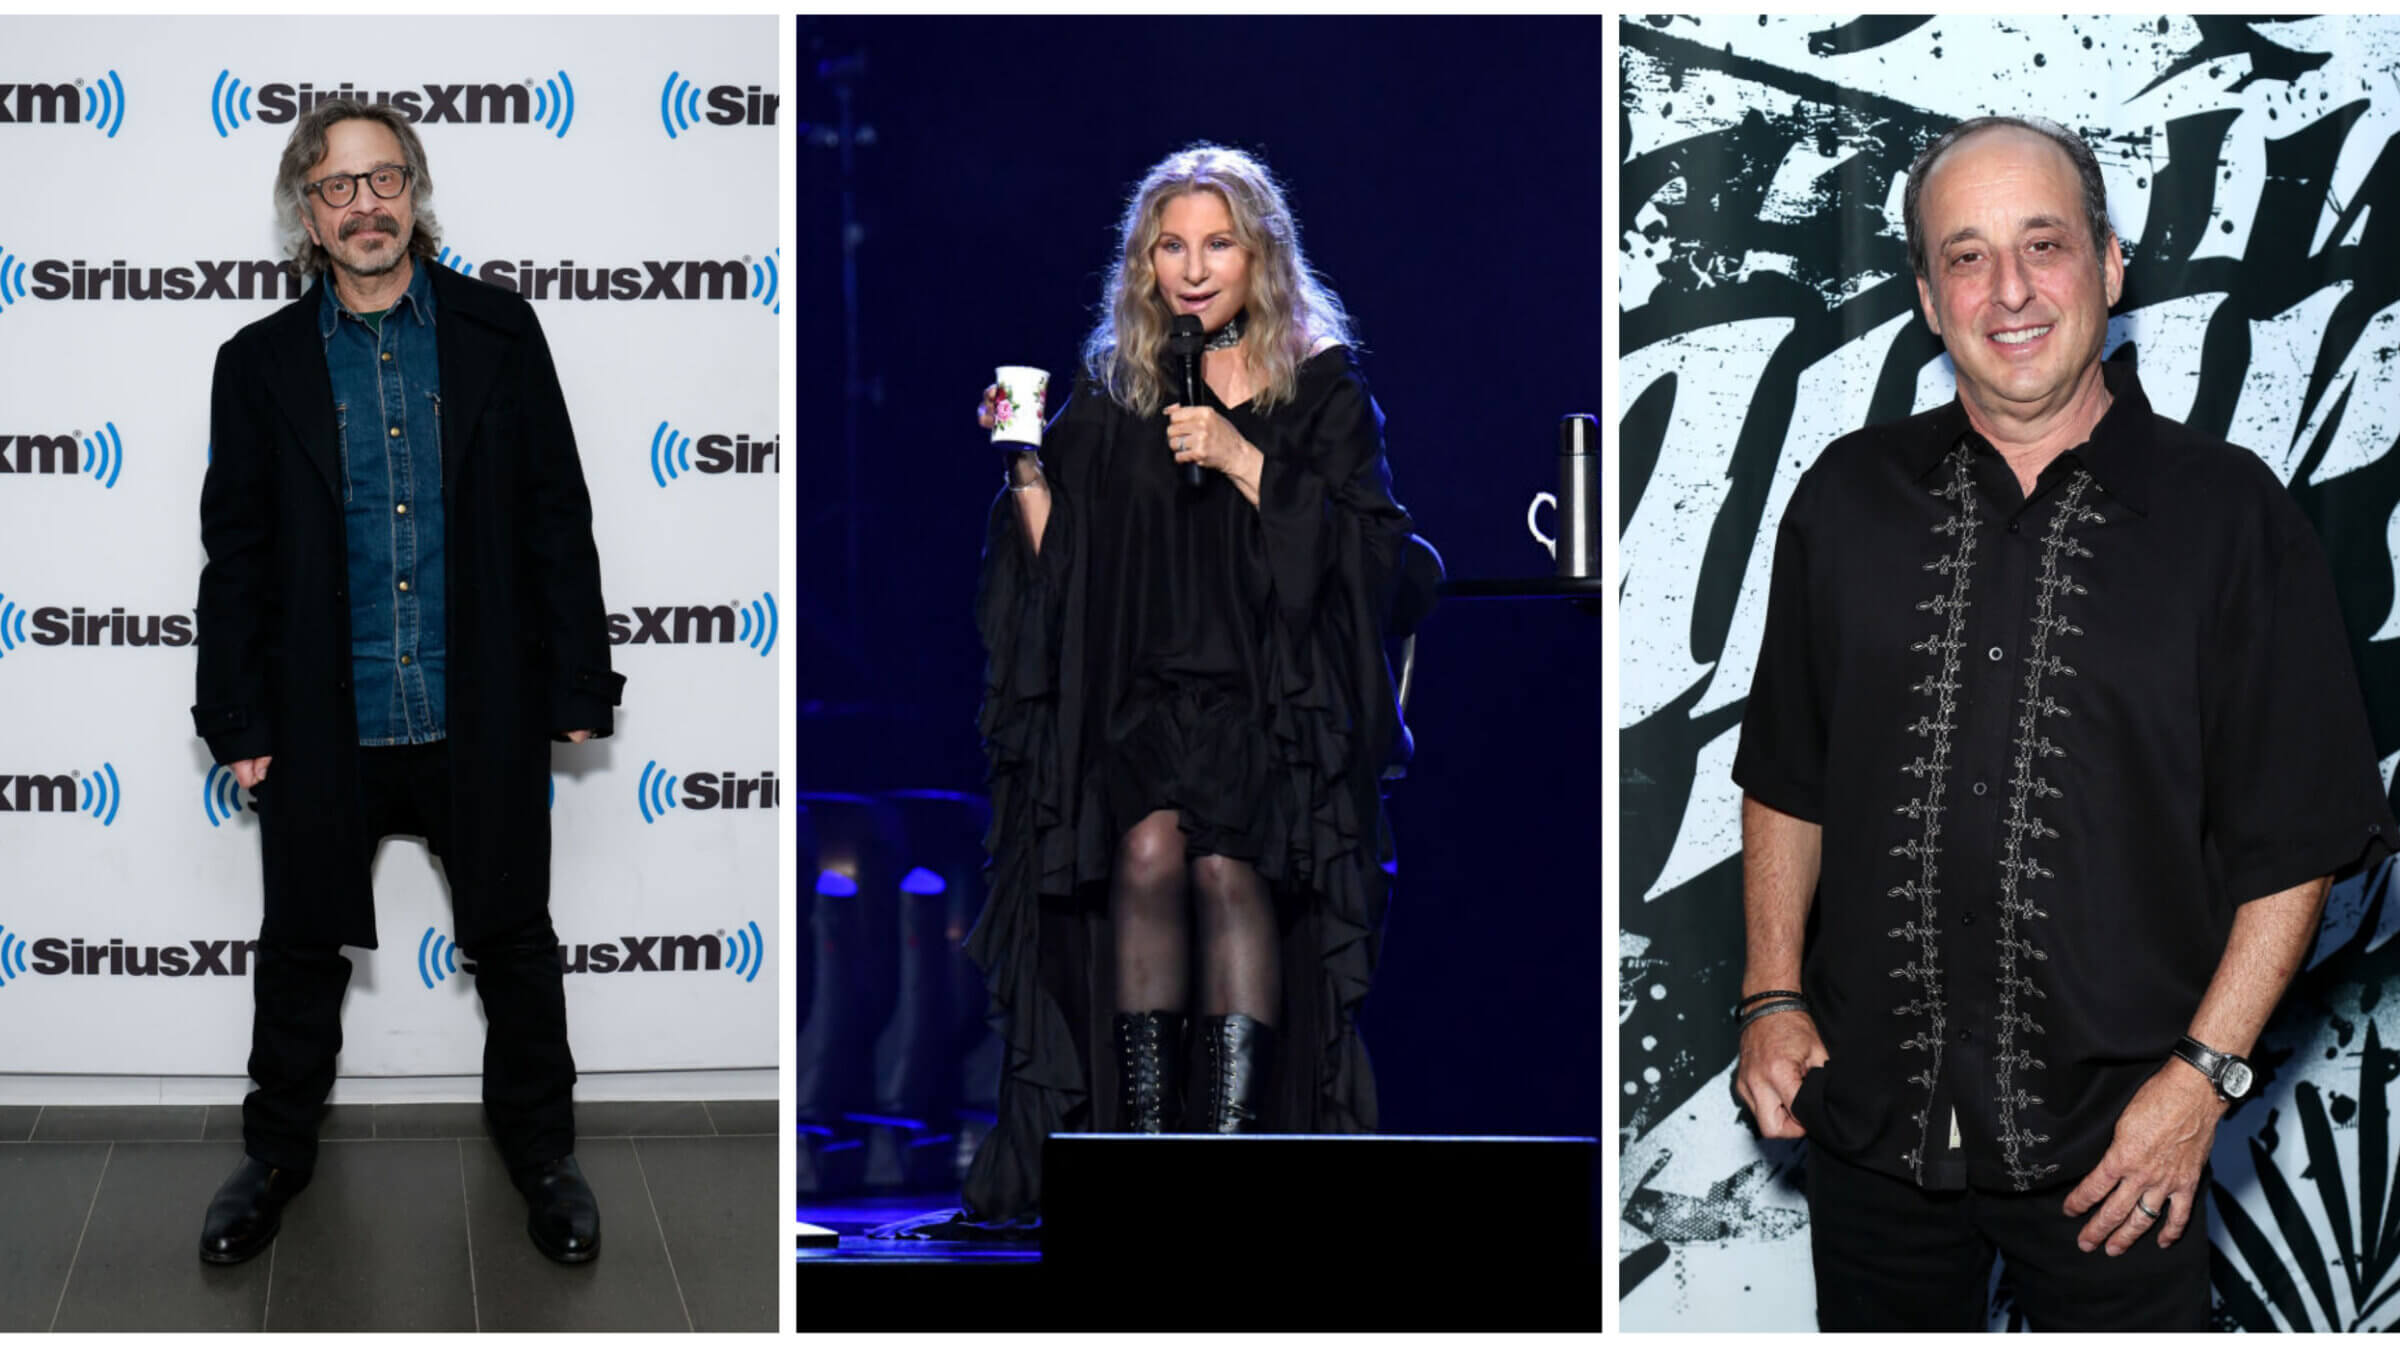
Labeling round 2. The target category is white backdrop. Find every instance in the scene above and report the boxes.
[0,16,779,1085]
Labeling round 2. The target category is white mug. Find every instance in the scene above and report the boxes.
[990,365,1050,449]
[1527,491,1558,559]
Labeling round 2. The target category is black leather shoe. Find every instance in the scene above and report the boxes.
[518,1156,601,1263]
[1195,1013,1277,1132]
[1113,1010,1189,1132]
[198,1156,310,1265]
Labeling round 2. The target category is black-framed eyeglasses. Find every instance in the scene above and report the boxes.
[306,164,411,208]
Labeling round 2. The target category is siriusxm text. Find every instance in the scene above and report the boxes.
[0,83,82,123]
[26,937,261,976]
[28,259,300,302]
[256,81,535,125]
[7,607,195,647]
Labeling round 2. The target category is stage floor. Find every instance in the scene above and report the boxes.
[0,1100,777,1331]
[792,1188,1599,1331]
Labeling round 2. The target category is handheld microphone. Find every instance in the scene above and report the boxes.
[1168,315,1205,489]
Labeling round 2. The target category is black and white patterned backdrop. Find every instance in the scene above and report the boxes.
[1618,14,2400,1330]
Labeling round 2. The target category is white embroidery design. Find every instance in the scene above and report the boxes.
[1993,469,2101,1189]
[1890,444,1976,1183]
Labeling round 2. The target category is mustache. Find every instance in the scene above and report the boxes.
[339,213,402,240]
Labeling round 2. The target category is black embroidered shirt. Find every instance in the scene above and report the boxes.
[1734,359,2399,1192]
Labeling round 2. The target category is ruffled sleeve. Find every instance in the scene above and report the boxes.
[961,383,1096,1224]
[1250,352,1411,633]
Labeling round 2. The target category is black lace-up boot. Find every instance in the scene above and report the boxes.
[1194,1013,1277,1133]
[1112,1010,1188,1132]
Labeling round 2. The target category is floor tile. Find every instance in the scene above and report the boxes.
[702,1099,777,1135]
[464,1136,689,1331]
[576,1100,713,1138]
[0,1143,111,1331]
[0,1105,40,1142]
[202,1103,374,1144]
[262,1139,476,1331]
[33,1106,207,1142]
[635,1135,778,1330]
[373,1103,487,1139]
[50,1143,270,1330]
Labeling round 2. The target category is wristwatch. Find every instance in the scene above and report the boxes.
[2172,1035,2256,1103]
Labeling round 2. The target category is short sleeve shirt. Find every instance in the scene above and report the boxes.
[1734,359,2399,1192]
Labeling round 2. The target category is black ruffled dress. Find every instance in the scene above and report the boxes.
[962,344,1412,1224]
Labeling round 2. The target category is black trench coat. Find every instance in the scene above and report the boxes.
[193,266,624,951]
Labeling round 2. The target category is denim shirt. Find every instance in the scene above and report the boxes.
[320,263,446,745]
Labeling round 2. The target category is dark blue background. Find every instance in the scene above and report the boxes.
[798,15,1605,1139]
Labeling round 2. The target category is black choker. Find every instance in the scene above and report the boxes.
[1203,310,1247,351]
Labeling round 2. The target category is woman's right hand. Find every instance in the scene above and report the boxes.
[976,384,1000,431]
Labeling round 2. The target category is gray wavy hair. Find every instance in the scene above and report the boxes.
[1903,115,2112,279]
[1082,143,1355,417]
[272,99,442,281]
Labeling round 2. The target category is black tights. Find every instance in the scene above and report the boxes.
[1111,809,1280,1024]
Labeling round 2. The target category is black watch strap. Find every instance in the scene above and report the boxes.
[2173,1035,2253,1102]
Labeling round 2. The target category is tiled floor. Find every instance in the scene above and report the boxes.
[0,1101,778,1332]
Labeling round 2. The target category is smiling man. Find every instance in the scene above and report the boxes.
[193,100,623,1266]
[1727,116,2397,1330]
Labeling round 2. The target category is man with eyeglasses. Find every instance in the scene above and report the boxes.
[193,99,623,1266]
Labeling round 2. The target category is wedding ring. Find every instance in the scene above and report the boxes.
[2135,1197,2163,1221]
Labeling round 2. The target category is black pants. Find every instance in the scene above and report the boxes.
[244,742,576,1177]
[1807,1144,2211,1331]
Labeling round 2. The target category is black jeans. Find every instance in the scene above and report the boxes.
[243,741,576,1176]
[1807,1143,2211,1331]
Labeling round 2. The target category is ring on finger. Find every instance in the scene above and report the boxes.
[2134,1196,2164,1221]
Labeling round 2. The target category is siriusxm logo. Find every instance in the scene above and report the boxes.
[0,248,299,311]
[431,251,777,309]
[658,73,778,138]
[649,423,777,486]
[0,73,127,135]
[0,424,124,486]
[210,73,576,137]
[0,594,196,656]
[0,765,122,824]
[201,763,252,827]
[417,921,766,986]
[605,593,777,655]
[0,925,259,982]
[635,761,780,823]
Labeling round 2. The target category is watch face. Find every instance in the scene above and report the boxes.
[2222,1060,2255,1099]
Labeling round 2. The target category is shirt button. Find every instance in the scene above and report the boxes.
[388,426,400,438]
[1961,912,1975,926]
[395,503,408,515]
[381,351,392,362]
[1972,781,1988,796]
[2007,521,2021,534]
[1956,1028,1971,1044]
[400,654,412,666]
[398,580,410,593]
[1987,645,2004,662]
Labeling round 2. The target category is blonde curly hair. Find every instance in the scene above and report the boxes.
[1082,143,1354,417]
